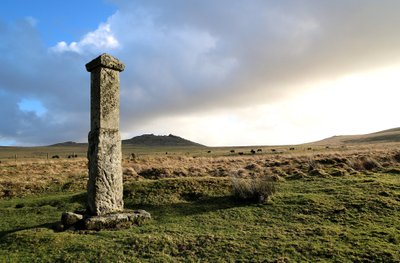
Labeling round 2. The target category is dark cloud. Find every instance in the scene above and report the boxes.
[1,1,400,145]
[111,0,400,131]
[0,19,91,145]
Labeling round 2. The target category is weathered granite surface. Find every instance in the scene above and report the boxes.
[84,210,151,230]
[86,53,125,72]
[86,54,125,216]
[61,211,83,226]
[58,210,151,231]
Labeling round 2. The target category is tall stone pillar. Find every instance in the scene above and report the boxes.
[58,54,150,231]
[85,53,125,216]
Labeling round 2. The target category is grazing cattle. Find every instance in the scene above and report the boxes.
[307,147,312,150]
[289,147,295,150]
[257,149,262,152]
[230,150,235,153]
[325,146,330,149]
[250,149,256,154]
[207,150,211,153]
[238,152,244,155]
[271,149,276,152]
[52,155,60,159]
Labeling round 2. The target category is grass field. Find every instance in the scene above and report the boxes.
[0,144,399,261]
[0,143,364,161]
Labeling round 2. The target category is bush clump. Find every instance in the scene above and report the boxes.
[231,175,276,203]
[138,168,170,179]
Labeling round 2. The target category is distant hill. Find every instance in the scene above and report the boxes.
[48,134,204,148]
[49,141,86,147]
[311,128,400,145]
[122,134,205,147]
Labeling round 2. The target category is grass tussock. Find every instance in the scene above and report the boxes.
[231,175,276,203]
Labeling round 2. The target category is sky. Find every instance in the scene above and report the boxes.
[0,0,399,146]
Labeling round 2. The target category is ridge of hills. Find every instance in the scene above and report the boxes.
[122,134,205,147]
[49,141,86,147]
[310,127,400,145]
[11,127,400,148]
[49,134,204,147]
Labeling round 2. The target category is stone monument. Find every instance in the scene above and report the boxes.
[86,53,124,216]
[58,54,150,231]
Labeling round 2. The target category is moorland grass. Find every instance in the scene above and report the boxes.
[0,171,399,262]
[1,146,400,261]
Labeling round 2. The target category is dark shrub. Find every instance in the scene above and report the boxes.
[361,157,382,171]
[139,168,170,179]
[393,152,400,162]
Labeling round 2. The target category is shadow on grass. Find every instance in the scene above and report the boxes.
[0,194,251,238]
[125,195,251,219]
[0,193,87,239]
[0,222,58,239]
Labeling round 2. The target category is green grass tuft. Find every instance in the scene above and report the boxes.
[231,175,276,203]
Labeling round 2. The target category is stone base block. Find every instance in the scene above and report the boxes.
[58,210,151,231]
[85,210,151,230]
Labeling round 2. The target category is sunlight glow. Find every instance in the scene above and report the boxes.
[126,65,400,146]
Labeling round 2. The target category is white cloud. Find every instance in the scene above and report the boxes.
[50,23,119,54]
